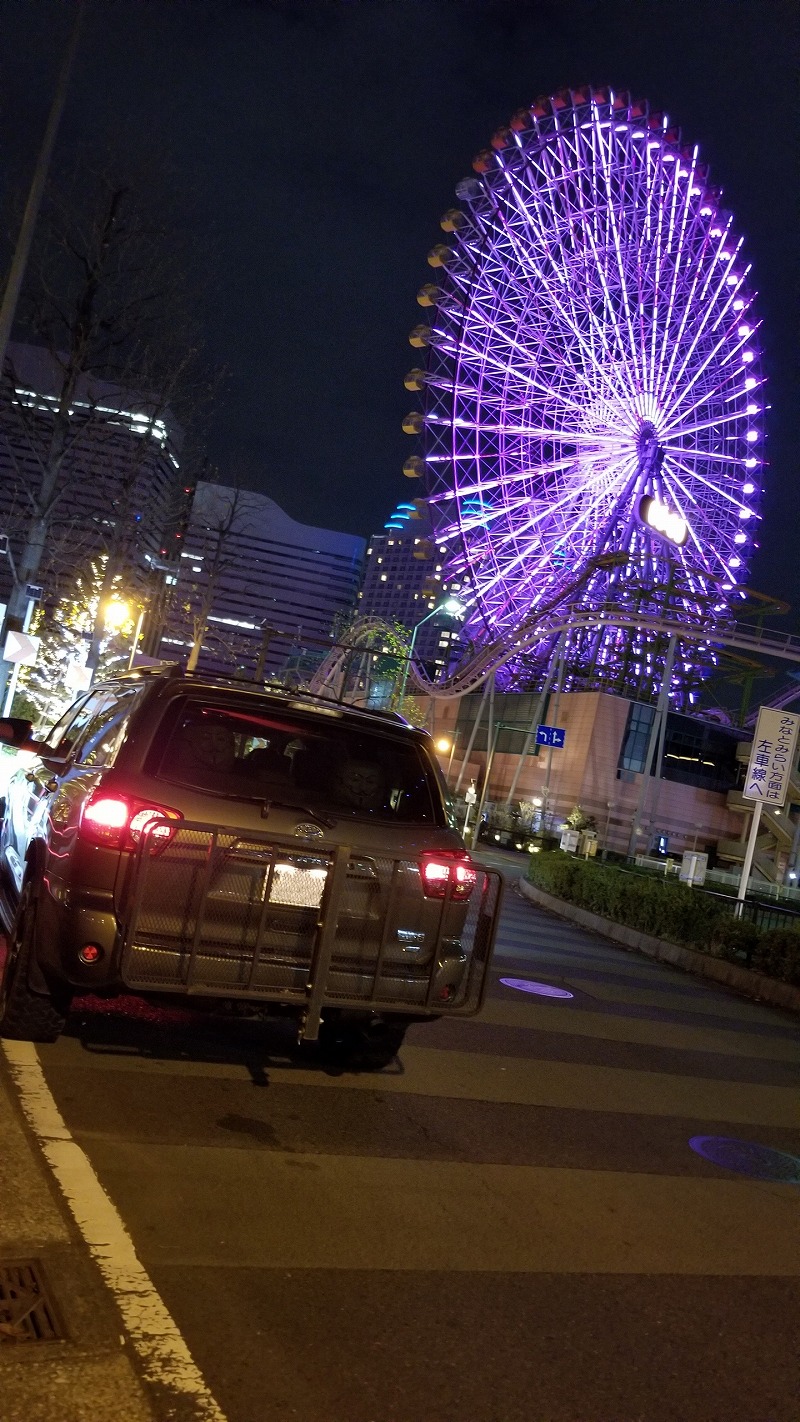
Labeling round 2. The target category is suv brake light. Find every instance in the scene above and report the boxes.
[80,791,182,852]
[420,852,477,901]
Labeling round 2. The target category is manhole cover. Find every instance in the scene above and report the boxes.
[499,977,574,999]
[688,1137,800,1183]
[0,1260,65,1344]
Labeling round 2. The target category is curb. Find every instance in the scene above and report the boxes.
[0,1046,157,1421]
[517,876,800,1014]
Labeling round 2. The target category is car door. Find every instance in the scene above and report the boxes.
[1,693,93,894]
[2,688,141,895]
[42,685,148,868]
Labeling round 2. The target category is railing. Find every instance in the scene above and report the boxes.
[695,887,800,944]
[119,820,503,1039]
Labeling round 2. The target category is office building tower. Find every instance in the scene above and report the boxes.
[169,481,365,678]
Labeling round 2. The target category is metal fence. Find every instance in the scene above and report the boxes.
[696,888,800,938]
[118,820,502,1039]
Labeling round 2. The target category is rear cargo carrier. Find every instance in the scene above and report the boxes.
[118,820,502,1039]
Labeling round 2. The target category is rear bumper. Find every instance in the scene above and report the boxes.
[35,825,503,1036]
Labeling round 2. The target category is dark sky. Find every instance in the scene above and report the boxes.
[0,0,797,611]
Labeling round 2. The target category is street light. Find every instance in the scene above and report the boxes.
[103,598,146,671]
[397,597,465,707]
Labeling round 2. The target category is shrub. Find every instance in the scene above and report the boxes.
[751,929,800,986]
[709,919,760,964]
[524,852,800,985]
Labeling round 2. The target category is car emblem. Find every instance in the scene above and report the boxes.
[294,822,324,840]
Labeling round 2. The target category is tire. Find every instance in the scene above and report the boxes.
[0,879,70,1043]
[318,1015,408,1071]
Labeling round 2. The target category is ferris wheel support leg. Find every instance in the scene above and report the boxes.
[504,632,566,807]
[540,636,568,832]
[626,635,678,859]
[469,676,496,849]
[453,674,492,795]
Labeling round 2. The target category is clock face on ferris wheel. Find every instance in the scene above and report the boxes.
[405,86,764,692]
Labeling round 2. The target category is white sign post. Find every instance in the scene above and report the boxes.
[737,707,800,910]
[463,779,477,837]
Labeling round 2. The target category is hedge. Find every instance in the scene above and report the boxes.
[525,853,800,986]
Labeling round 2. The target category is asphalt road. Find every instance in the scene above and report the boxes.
[30,850,800,1422]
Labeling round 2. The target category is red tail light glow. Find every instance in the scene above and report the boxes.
[420,853,477,901]
[80,791,182,852]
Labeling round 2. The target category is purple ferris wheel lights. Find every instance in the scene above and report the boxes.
[405,86,766,695]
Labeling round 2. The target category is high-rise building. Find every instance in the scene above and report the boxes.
[0,342,184,612]
[167,481,365,677]
[357,500,466,676]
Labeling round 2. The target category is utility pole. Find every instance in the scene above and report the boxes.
[0,2,85,708]
[0,3,85,370]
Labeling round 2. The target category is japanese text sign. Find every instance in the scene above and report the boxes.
[743,707,800,807]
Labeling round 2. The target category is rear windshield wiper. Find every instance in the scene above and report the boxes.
[261,800,336,829]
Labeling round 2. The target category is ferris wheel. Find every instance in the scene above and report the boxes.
[404,86,764,696]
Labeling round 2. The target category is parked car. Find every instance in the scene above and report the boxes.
[0,671,501,1068]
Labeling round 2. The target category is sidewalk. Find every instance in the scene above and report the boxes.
[0,1047,155,1422]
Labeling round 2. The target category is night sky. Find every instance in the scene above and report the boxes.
[0,1,797,616]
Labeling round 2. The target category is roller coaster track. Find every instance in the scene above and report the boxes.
[309,606,800,703]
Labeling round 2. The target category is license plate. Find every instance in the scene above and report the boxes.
[268,862,328,909]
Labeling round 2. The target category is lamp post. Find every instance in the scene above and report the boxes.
[101,597,145,675]
[396,597,465,708]
[433,732,456,775]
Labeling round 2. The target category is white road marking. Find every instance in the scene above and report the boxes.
[2,1040,228,1422]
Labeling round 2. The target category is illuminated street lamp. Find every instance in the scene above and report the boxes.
[397,597,465,707]
[103,597,145,671]
[433,731,459,780]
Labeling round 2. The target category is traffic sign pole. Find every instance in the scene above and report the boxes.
[735,801,763,914]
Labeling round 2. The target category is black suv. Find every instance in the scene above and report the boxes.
[0,670,501,1067]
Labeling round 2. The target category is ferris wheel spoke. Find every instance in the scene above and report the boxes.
[649,153,702,401]
[489,177,640,409]
[661,316,754,428]
[591,122,644,387]
[665,455,751,521]
[411,89,762,685]
[658,238,747,409]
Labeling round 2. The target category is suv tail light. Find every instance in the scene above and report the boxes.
[80,790,182,852]
[420,852,477,901]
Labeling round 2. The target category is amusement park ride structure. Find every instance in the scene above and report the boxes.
[398,85,766,710]
[313,87,784,736]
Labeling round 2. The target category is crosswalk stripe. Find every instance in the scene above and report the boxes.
[108,1143,799,1276]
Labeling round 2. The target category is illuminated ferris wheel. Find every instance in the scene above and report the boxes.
[403,86,765,695]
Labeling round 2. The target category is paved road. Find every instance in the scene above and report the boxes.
[27,852,800,1421]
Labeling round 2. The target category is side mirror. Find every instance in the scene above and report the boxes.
[0,717,36,750]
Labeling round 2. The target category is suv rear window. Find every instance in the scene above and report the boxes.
[150,700,443,824]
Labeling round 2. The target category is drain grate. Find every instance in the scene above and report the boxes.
[0,1260,65,1344]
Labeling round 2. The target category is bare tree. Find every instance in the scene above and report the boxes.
[0,154,212,700]
[177,482,264,673]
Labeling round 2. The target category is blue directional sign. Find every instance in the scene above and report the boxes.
[536,724,566,748]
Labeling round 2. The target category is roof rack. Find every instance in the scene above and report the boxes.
[95,665,419,728]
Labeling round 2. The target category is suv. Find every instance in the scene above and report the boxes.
[0,670,501,1068]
